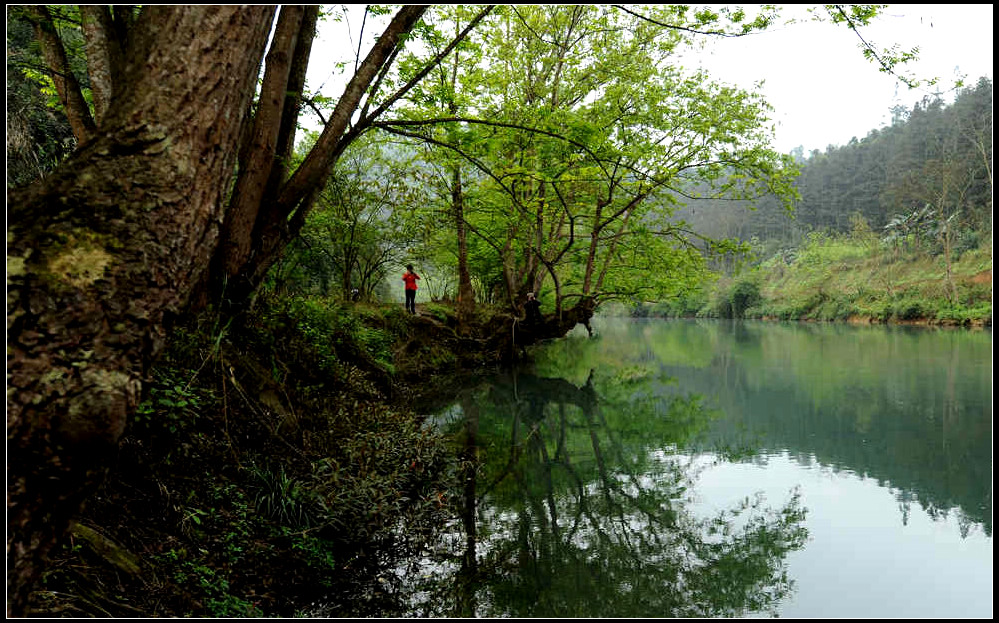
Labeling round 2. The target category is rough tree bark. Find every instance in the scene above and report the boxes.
[7,4,488,614]
[6,6,276,615]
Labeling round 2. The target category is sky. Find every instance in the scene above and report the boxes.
[688,4,994,153]
[304,4,994,155]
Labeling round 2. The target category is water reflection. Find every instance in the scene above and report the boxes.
[411,369,809,618]
[400,319,991,618]
[635,320,993,537]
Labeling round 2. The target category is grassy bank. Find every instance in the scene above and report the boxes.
[29,294,496,618]
[645,228,992,327]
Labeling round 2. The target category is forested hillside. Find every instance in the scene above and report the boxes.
[671,77,992,250]
[640,77,992,325]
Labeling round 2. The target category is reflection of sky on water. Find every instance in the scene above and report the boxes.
[422,402,464,430]
[414,319,991,618]
[688,451,993,618]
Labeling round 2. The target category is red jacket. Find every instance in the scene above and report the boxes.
[402,271,420,291]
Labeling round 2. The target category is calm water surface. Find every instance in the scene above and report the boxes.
[407,318,992,618]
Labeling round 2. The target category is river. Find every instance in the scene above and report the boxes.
[402,317,992,618]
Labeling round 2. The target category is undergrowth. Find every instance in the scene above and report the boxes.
[31,293,468,617]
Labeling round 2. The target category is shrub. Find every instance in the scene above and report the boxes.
[890,299,924,321]
[729,278,762,318]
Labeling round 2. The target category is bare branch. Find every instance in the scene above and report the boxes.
[611,4,754,38]
[359,5,496,126]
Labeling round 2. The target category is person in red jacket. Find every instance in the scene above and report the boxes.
[402,264,420,314]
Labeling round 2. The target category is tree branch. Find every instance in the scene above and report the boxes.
[358,5,496,126]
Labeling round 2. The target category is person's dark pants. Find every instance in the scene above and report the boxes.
[405,289,416,314]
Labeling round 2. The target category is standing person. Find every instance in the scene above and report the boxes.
[402,264,420,314]
[524,291,542,325]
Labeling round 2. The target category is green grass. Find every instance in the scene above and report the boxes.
[701,231,991,325]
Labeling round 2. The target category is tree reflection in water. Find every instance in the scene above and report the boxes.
[404,369,809,618]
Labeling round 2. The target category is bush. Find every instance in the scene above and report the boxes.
[935,302,992,325]
[729,279,762,318]
[953,229,982,258]
[890,299,924,321]
[706,275,763,319]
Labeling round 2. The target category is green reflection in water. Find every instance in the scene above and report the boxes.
[585,318,993,537]
[401,318,990,618]
[409,365,809,617]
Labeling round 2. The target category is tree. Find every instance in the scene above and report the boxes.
[269,136,427,300]
[5,7,77,187]
[7,8,275,613]
[6,5,496,614]
[379,5,796,336]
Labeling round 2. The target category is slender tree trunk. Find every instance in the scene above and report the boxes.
[581,198,608,295]
[454,166,476,331]
[79,6,125,125]
[214,6,306,303]
[445,21,477,332]
[6,7,275,615]
[24,5,96,143]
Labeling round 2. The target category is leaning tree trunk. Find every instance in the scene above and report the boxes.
[488,296,598,362]
[214,5,430,309]
[5,6,274,616]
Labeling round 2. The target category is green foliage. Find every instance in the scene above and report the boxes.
[262,294,396,375]
[704,273,763,319]
[703,228,992,325]
[265,136,425,302]
[385,4,797,316]
[730,278,763,318]
[935,302,994,325]
[882,204,941,253]
[672,78,992,255]
[69,292,465,617]
[5,7,76,187]
[154,549,263,618]
[420,301,453,323]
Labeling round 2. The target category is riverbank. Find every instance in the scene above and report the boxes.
[634,230,992,328]
[27,294,500,617]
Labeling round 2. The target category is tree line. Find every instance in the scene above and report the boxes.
[670,77,993,256]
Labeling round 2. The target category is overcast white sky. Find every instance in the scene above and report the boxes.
[689,4,994,153]
[305,4,994,155]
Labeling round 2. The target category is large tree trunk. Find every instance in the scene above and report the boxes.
[220,5,430,307]
[7,4,485,614]
[485,297,597,362]
[5,6,275,616]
